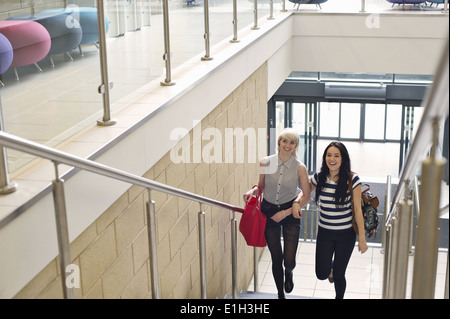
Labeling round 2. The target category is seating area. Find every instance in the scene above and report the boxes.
[0,33,13,86]
[7,12,82,69]
[426,0,446,6]
[387,0,449,9]
[0,7,108,82]
[0,20,51,81]
[288,0,328,10]
[386,0,427,8]
[40,7,110,56]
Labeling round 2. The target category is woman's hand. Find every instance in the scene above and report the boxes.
[243,186,259,203]
[292,202,302,219]
[243,190,254,203]
[271,209,286,223]
[358,238,368,254]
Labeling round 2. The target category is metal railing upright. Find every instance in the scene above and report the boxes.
[202,0,213,61]
[0,131,244,299]
[96,0,116,127]
[161,0,175,86]
[382,37,449,299]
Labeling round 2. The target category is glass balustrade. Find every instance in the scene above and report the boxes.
[0,0,445,174]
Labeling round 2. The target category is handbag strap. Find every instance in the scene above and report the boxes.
[252,184,262,205]
[361,184,370,194]
[348,174,355,218]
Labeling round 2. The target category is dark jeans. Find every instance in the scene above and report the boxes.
[261,199,300,298]
[315,226,356,299]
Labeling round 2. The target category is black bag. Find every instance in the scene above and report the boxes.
[360,185,379,238]
[350,179,380,238]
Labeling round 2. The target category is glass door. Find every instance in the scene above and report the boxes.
[399,105,424,173]
[269,98,424,178]
[300,102,318,174]
[340,103,361,139]
[268,99,318,174]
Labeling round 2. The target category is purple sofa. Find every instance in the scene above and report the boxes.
[0,33,13,75]
[8,12,82,67]
[0,20,51,79]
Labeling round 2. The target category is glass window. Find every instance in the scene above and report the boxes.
[288,72,319,80]
[275,101,285,132]
[319,102,339,138]
[292,103,306,163]
[292,103,306,134]
[394,74,433,84]
[412,107,424,138]
[320,72,393,83]
[340,103,360,139]
[386,104,402,140]
[365,104,386,140]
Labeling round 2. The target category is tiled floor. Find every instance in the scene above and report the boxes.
[248,241,448,299]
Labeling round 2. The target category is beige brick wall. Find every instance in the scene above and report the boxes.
[0,0,66,19]
[14,63,268,299]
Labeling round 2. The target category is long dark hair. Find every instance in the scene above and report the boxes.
[314,141,352,206]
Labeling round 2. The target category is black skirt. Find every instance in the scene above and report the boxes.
[261,198,301,228]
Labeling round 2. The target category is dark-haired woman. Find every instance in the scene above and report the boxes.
[310,141,368,299]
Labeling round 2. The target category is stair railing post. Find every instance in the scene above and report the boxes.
[281,0,287,12]
[310,202,314,242]
[252,0,259,30]
[382,222,392,299]
[445,246,449,299]
[410,176,420,256]
[381,175,392,254]
[392,181,413,299]
[201,0,213,61]
[387,216,399,299]
[303,204,308,241]
[412,118,445,299]
[360,0,366,12]
[96,0,116,126]
[253,246,259,292]
[268,0,275,20]
[230,0,239,43]
[161,0,175,86]
[146,189,160,299]
[52,162,75,299]
[198,206,207,299]
[0,98,17,194]
[231,211,238,298]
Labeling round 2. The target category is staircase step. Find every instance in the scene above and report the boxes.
[225,290,313,299]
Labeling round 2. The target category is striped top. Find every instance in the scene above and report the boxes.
[311,172,361,231]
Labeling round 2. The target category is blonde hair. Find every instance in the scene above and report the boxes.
[277,127,300,157]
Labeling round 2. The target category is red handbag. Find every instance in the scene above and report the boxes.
[239,185,267,247]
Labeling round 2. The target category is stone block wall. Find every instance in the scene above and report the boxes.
[14,63,268,299]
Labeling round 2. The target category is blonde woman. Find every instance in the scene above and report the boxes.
[244,128,310,299]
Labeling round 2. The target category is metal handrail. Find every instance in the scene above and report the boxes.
[386,36,449,226]
[0,131,244,216]
[382,36,449,299]
[0,130,244,299]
